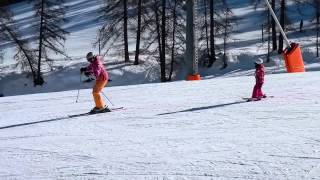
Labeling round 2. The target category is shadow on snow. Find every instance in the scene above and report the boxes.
[157,100,248,116]
[0,112,89,130]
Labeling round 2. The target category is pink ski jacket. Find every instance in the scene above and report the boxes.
[86,56,109,81]
[255,64,265,84]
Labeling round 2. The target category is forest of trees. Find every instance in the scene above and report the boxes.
[1,0,320,85]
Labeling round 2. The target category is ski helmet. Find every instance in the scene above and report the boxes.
[86,52,94,61]
[255,58,264,65]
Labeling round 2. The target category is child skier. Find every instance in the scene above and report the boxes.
[80,52,110,113]
[251,58,266,101]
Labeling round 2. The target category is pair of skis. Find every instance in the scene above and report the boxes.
[242,96,274,102]
[69,107,124,118]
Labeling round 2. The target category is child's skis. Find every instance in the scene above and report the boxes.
[242,96,274,102]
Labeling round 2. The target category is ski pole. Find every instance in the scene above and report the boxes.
[101,91,114,106]
[264,0,290,47]
[76,73,82,103]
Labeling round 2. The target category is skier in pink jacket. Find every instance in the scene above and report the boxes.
[80,52,109,113]
[251,58,266,100]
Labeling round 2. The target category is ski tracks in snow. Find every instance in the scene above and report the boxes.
[0,73,320,179]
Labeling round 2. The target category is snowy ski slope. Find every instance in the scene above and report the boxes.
[0,71,319,179]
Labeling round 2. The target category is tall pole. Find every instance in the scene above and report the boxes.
[264,0,290,47]
[186,0,200,80]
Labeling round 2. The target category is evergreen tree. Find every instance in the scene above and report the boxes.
[98,0,133,63]
[221,7,234,69]
[0,6,38,82]
[33,0,69,85]
[134,0,143,65]
[278,0,285,54]
[208,0,216,67]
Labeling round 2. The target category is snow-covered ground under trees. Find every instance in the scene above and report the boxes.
[0,71,319,179]
[1,0,320,97]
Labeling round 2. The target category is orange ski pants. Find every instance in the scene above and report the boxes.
[92,80,108,108]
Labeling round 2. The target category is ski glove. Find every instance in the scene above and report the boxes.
[84,72,92,77]
[80,67,87,73]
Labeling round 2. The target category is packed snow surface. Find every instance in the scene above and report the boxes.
[0,71,319,179]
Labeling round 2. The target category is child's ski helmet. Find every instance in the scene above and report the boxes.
[255,58,264,64]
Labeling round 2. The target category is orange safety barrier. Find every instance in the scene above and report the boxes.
[187,74,201,81]
[283,43,305,73]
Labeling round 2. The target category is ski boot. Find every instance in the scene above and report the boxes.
[247,97,261,102]
[89,106,110,114]
[103,106,111,112]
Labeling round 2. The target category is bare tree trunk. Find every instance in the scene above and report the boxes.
[168,0,177,81]
[134,0,142,65]
[267,10,271,62]
[36,0,44,86]
[204,0,209,56]
[208,0,216,67]
[271,0,277,51]
[154,0,162,63]
[317,0,320,57]
[123,0,130,63]
[160,0,166,82]
[261,24,264,43]
[299,19,303,33]
[222,10,228,70]
[278,0,285,54]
